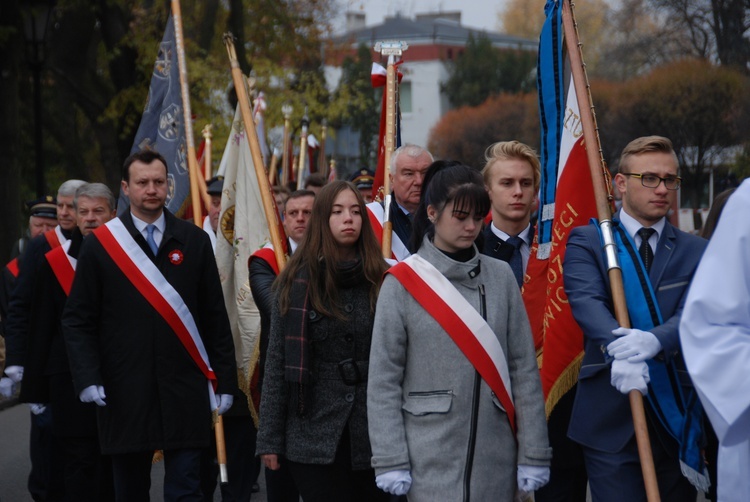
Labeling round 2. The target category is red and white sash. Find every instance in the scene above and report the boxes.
[387,254,516,431]
[93,218,218,409]
[45,241,76,296]
[366,202,410,262]
[44,226,67,250]
[249,243,280,275]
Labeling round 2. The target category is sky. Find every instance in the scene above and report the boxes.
[335,0,511,33]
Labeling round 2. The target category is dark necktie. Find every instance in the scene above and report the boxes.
[146,224,158,255]
[506,235,524,288]
[637,227,655,272]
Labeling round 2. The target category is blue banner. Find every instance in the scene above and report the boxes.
[120,15,189,217]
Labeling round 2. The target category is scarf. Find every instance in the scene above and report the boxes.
[283,259,366,416]
[595,220,709,492]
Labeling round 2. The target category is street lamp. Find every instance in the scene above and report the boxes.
[22,0,55,198]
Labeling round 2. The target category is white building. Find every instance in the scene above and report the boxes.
[325,11,536,160]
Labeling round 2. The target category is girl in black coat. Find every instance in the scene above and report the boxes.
[256,181,389,502]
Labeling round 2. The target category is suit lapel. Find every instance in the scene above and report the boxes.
[650,221,677,287]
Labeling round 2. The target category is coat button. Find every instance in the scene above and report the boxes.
[308,311,317,320]
[344,303,354,313]
[345,393,354,402]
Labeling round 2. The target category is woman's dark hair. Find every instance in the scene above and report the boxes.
[410,160,490,251]
[701,188,736,239]
[275,180,388,319]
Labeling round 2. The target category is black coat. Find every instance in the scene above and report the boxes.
[21,229,101,437]
[62,210,238,454]
[256,267,376,470]
[5,229,68,367]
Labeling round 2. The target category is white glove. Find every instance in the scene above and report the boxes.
[375,469,412,495]
[517,464,550,494]
[607,327,662,362]
[80,385,107,406]
[4,365,24,383]
[28,403,47,415]
[216,394,234,415]
[0,377,16,398]
[611,359,649,395]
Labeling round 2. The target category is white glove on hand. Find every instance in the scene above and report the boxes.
[4,365,24,383]
[607,327,662,362]
[611,359,649,395]
[79,385,107,406]
[517,464,550,493]
[216,394,234,415]
[0,377,16,398]
[28,403,47,415]
[375,469,412,496]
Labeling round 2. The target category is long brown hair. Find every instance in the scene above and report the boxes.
[275,181,388,319]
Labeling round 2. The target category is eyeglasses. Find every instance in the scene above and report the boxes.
[621,173,681,190]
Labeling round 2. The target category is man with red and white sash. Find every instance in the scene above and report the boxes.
[20,183,117,500]
[2,179,85,502]
[366,144,432,261]
[62,151,238,501]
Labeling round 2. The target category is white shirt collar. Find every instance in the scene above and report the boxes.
[619,208,665,243]
[490,221,531,246]
[131,212,166,236]
[289,238,299,254]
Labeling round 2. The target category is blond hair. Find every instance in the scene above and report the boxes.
[481,141,541,192]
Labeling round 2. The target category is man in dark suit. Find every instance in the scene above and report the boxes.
[480,140,539,286]
[481,141,589,502]
[21,183,117,501]
[62,150,238,501]
[563,136,707,501]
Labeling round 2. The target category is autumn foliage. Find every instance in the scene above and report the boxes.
[428,93,540,169]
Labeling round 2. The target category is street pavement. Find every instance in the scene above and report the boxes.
[1,398,708,502]
[0,401,267,501]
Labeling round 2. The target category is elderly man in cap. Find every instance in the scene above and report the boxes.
[203,176,224,252]
[1,197,59,388]
[8,197,58,260]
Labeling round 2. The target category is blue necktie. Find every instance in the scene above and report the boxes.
[506,235,524,288]
[146,224,158,255]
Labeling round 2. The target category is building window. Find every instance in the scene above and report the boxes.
[400,81,412,114]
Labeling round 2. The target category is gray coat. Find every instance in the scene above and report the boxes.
[256,274,375,469]
[367,237,551,501]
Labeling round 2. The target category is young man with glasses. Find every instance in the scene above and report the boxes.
[562,136,708,501]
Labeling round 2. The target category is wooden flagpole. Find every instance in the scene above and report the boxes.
[281,104,293,186]
[171,0,227,481]
[319,119,328,178]
[296,110,309,189]
[374,41,407,259]
[561,1,660,500]
[223,34,287,271]
[202,124,213,180]
[171,0,202,227]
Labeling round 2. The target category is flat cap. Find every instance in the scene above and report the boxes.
[26,196,57,219]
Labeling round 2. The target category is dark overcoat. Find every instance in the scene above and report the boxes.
[62,209,238,454]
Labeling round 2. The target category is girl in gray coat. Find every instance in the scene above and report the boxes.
[256,181,389,501]
[367,163,552,501]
